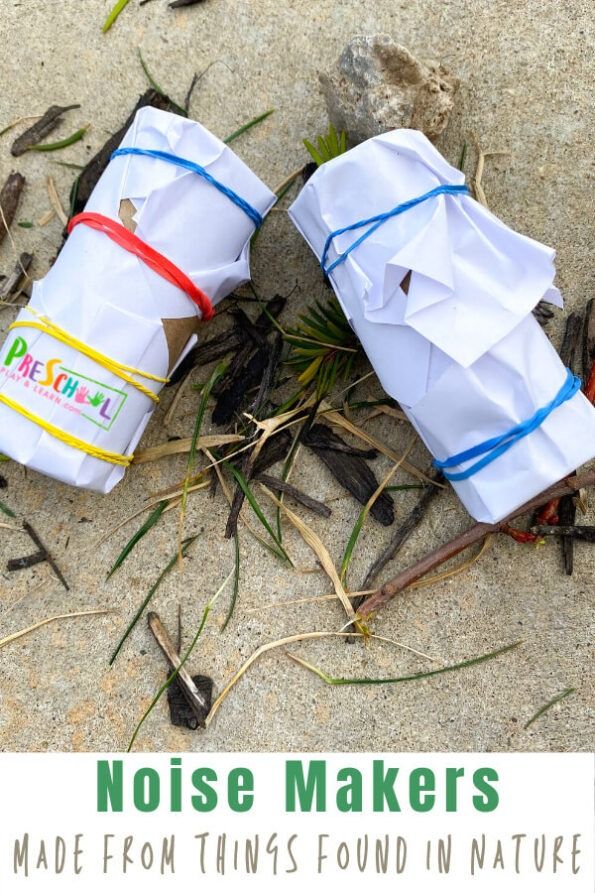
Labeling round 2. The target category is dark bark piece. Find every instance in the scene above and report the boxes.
[170,0,207,7]
[7,550,46,572]
[0,172,26,246]
[582,298,595,379]
[11,104,80,156]
[532,524,595,542]
[0,475,6,489]
[559,312,582,369]
[71,90,175,215]
[212,346,269,426]
[0,252,33,301]
[167,675,213,729]
[533,300,555,327]
[255,472,332,518]
[302,433,377,459]
[23,521,69,591]
[252,332,283,418]
[147,611,212,727]
[359,473,443,592]
[251,429,292,475]
[304,423,394,526]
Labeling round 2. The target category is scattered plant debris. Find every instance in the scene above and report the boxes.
[10,104,80,156]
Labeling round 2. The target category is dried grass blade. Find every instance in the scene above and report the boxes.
[0,609,112,651]
[134,434,243,465]
[407,535,493,591]
[261,485,356,620]
[46,176,68,226]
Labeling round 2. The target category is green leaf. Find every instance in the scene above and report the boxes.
[303,138,325,167]
[304,123,348,167]
[290,641,523,686]
[107,500,168,579]
[30,127,88,152]
[109,535,199,665]
[224,109,274,145]
[102,0,132,33]
[17,221,33,229]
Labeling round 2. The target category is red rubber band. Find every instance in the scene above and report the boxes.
[67,212,214,321]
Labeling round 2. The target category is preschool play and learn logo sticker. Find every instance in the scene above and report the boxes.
[0,333,127,431]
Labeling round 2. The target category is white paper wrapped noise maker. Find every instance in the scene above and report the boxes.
[289,129,595,523]
[0,107,275,493]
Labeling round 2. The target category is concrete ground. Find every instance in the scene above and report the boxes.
[0,0,593,753]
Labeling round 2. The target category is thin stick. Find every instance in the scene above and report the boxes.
[147,612,209,720]
[23,521,69,591]
[359,470,595,618]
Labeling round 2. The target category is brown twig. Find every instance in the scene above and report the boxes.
[22,521,69,591]
[358,473,443,596]
[358,469,595,618]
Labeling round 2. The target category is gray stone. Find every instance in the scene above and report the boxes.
[320,35,459,144]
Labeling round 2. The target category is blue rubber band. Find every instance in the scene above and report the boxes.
[432,368,582,481]
[320,183,470,275]
[110,147,263,228]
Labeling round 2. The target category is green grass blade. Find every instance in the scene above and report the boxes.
[524,687,575,730]
[0,498,16,518]
[109,535,199,666]
[30,126,88,152]
[127,569,232,751]
[181,362,226,514]
[138,49,187,116]
[225,461,291,564]
[291,641,522,686]
[107,500,168,580]
[102,0,132,33]
[221,531,240,631]
[458,141,468,172]
[340,498,369,584]
[224,109,274,144]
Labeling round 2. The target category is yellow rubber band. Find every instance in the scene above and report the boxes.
[0,392,131,466]
[9,314,169,404]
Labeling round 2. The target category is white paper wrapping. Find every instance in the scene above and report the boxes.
[289,129,595,523]
[0,107,275,493]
